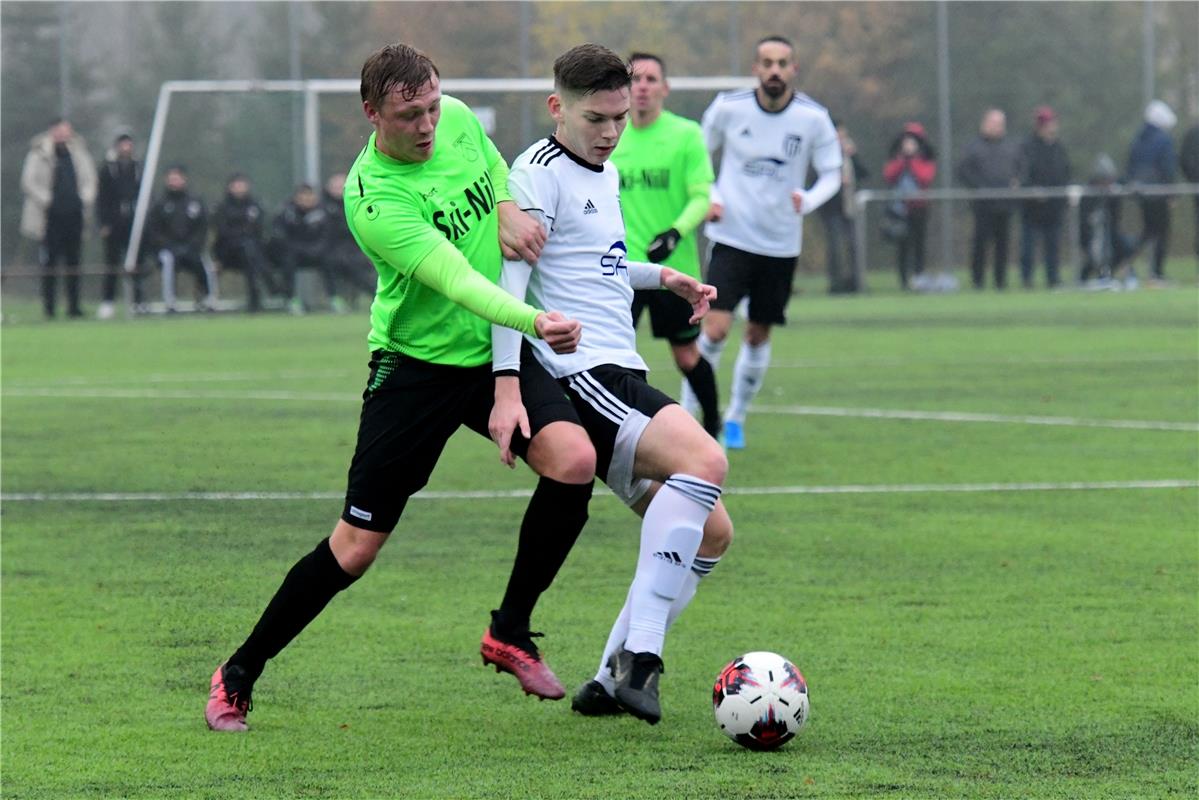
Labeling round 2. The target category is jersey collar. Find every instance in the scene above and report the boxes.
[754,88,795,115]
[549,135,604,173]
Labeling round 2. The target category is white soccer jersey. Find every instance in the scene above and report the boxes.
[702,89,842,258]
[493,136,658,379]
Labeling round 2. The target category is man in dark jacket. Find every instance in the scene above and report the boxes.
[1126,100,1178,282]
[958,108,1022,290]
[1179,123,1199,259]
[271,183,334,314]
[818,121,868,294]
[96,132,142,318]
[146,164,215,312]
[212,174,273,312]
[321,173,377,310]
[1019,106,1071,289]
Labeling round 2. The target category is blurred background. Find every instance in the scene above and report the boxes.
[3,0,1197,292]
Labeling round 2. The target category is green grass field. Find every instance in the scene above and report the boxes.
[3,282,1197,799]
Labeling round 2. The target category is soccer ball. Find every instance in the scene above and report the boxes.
[712,651,808,750]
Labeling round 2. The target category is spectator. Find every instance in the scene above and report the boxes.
[96,132,142,319]
[1126,100,1178,284]
[819,120,868,294]
[145,165,215,312]
[882,121,937,290]
[1079,154,1134,285]
[958,108,1021,289]
[1018,106,1071,289]
[20,118,97,318]
[321,173,376,310]
[271,184,333,314]
[212,173,274,313]
[1178,122,1199,259]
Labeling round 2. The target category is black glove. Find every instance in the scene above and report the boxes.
[646,228,681,263]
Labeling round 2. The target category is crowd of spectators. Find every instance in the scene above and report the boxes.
[16,97,1199,318]
[20,126,375,317]
[860,99,1196,293]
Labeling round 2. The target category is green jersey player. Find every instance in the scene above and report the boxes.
[612,53,721,438]
[206,43,597,732]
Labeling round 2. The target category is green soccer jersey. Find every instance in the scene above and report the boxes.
[346,95,534,367]
[611,109,714,279]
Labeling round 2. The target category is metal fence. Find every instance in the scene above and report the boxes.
[851,183,1199,287]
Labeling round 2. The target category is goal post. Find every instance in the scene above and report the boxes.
[120,75,754,316]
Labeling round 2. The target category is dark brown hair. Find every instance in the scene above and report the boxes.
[360,43,440,109]
[554,44,631,97]
[628,52,666,78]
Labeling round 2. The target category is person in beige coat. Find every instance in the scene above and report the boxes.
[21,119,97,317]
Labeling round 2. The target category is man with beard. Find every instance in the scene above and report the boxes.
[696,36,842,449]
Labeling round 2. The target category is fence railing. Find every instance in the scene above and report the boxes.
[851,182,1199,286]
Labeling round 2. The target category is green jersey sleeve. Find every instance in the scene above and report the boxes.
[676,126,715,236]
[350,187,445,279]
[410,242,541,336]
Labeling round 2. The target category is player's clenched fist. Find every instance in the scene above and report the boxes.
[498,201,548,264]
[534,311,581,353]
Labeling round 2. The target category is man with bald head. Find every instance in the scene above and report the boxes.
[958,108,1022,290]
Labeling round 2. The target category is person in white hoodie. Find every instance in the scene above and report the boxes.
[1125,100,1178,283]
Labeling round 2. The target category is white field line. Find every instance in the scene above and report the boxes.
[1,369,354,388]
[2,480,1195,503]
[2,387,356,402]
[5,386,1195,433]
[754,405,1199,432]
[3,353,1193,390]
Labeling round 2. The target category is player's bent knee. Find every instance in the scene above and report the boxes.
[673,343,701,371]
[701,507,734,557]
[329,520,389,576]
[745,323,772,346]
[688,443,728,487]
[529,422,596,485]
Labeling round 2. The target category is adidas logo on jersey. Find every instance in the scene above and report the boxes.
[583,199,598,215]
[653,550,685,566]
[740,126,753,137]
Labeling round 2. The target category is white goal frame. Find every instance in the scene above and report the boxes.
[120,76,754,313]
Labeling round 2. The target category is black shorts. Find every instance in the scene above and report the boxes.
[341,342,575,533]
[707,241,799,325]
[631,289,700,344]
[561,365,675,506]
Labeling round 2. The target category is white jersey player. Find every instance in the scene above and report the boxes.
[682,35,843,450]
[489,44,734,726]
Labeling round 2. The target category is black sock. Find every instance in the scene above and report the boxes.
[228,537,359,682]
[496,477,594,633]
[684,357,722,437]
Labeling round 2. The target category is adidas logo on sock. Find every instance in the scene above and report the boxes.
[583,199,598,215]
[653,551,684,566]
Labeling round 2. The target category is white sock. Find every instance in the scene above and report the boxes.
[202,256,219,304]
[623,475,721,656]
[595,554,723,695]
[726,340,771,424]
[681,333,725,415]
[159,250,176,308]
